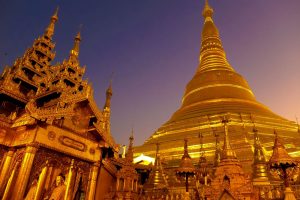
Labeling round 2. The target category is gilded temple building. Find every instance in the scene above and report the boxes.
[0,8,125,200]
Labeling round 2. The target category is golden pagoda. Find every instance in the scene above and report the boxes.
[134,0,300,174]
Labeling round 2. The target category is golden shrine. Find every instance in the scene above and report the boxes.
[1,0,300,200]
[0,7,121,200]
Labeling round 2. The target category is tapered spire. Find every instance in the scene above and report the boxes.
[198,0,233,72]
[221,117,237,160]
[104,80,113,109]
[69,30,81,64]
[252,126,270,183]
[45,7,59,39]
[125,130,134,162]
[143,143,168,189]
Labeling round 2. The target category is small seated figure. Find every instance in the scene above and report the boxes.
[48,175,66,200]
[25,179,38,200]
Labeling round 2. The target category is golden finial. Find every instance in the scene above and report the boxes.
[45,7,59,39]
[70,26,82,59]
[104,78,113,109]
[106,74,113,96]
[202,0,214,18]
[126,130,134,162]
[75,24,83,41]
[52,6,59,21]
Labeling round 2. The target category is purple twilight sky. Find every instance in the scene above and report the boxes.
[0,0,300,146]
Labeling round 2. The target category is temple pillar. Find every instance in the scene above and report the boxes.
[2,161,20,200]
[34,161,49,200]
[0,149,15,195]
[10,144,38,200]
[86,162,100,200]
[116,178,120,191]
[64,159,76,200]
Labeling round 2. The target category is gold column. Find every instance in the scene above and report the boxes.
[2,161,19,200]
[86,162,100,200]
[34,161,49,200]
[11,144,38,200]
[0,149,15,195]
[116,178,120,191]
[64,159,76,200]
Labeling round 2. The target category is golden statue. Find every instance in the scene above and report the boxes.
[47,175,66,200]
[24,179,38,200]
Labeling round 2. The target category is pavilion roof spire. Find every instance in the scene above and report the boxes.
[125,130,134,162]
[104,79,113,109]
[269,130,294,164]
[198,0,233,72]
[69,29,82,64]
[45,7,59,39]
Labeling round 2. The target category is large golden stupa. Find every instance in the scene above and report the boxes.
[134,0,300,171]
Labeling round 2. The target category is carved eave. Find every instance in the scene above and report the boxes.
[102,159,118,177]
[0,85,28,103]
[19,58,44,78]
[86,95,102,120]
[13,71,39,89]
[35,36,56,49]
[61,59,86,75]
[93,122,117,150]
[35,88,61,100]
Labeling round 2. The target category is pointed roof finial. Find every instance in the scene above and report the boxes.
[45,7,59,39]
[75,24,83,41]
[198,0,233,72]
[52,6,59,21]
[69,26,82,61]
[104,79,113,109]
[126,131,134,162]
[202,0,213,18]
